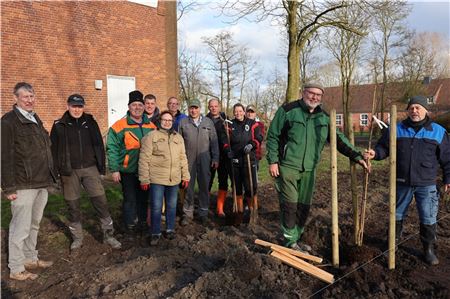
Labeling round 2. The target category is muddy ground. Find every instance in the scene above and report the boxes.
[2,166,450,298]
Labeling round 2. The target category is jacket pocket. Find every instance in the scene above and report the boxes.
[124,131,140,150]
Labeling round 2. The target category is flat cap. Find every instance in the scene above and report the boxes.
[303,82,325,94]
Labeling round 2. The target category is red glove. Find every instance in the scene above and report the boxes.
[140,184,150,191]
[181,180,189,189]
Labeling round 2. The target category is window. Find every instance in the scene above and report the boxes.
[427,96,434,104]
[336,114,343,126]
[360,113,369,126]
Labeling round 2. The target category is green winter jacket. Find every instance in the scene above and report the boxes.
[106,112,156,174]
[266,99,362,171]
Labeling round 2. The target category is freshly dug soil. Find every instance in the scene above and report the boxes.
[2,167,449,298]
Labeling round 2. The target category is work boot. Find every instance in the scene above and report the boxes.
[290,242,312,253]
[10,271,38,281]
[233,196,244,226]
[216,189,227,218]
[150,234,160,246]
[180,216,190,226]
[103,229,121,249]
[395,220,403,243]
[420,223,439,265]
[69,222,83,251]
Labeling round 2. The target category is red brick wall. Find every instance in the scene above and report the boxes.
[1,1,177,132]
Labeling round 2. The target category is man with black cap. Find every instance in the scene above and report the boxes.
[106,90,156,235]
[266,83,368,252]
[179,99,219,225]
[364,95,450,265]
[50,94,121,250]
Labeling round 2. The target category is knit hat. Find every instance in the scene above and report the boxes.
[406,95,429,110]
[128,90,144,105]
[189,99,201,107]
[303,82,325,94]
[67,94,85,106]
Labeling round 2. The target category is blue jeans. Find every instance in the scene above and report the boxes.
[396,184,439,225]
[150,184,179,235]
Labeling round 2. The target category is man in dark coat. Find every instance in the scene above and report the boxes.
[50,94,121,251]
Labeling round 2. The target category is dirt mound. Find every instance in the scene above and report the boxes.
[2,170,450,298]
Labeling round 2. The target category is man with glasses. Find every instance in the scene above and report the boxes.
[50,94,121,251]
[266,83,368,252]
[2,82,56,280]
[179,99,219,226]
[167,96,187,132]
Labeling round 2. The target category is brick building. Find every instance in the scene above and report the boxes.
[1,1,177,132]
[321,78,450,133]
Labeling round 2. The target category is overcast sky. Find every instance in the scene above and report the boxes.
[178,1,450,80]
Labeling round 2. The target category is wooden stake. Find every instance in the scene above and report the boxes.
[388,105,397,270]
[348,113,359,245]
[254,239,323,263]
[271,248,334,284]
[330,109,339,267]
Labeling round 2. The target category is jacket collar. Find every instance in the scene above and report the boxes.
[402,115,433,131]
[12,105,40,125]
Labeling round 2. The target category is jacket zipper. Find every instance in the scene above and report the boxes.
[168,132,172,182]
[77,119,84,168]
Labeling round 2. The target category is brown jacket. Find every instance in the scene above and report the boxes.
[1,105,56,194]
[139,129,190,186]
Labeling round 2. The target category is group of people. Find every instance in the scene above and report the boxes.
[2,81,448,282]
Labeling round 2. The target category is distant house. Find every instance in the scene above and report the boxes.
[321,78,450,133]
[1,1,177,132]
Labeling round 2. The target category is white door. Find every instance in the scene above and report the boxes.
[107,75,136,127]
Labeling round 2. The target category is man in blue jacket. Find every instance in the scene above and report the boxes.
[365,95,450,265]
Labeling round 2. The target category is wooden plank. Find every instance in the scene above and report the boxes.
[271,249,334,284]
[254,239,323,263]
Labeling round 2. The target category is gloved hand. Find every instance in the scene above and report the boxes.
[181,180,189,189]
[243,143,253,154]
[140,184,150,191]
[226,149,234,159]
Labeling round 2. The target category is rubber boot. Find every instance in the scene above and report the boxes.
[243,196,253,224]
[420,223,439,265]
[234,196,244,226]
[216,189,227,218]
[395,220,403,243]
[69,222,83,251]
[103,229,122,249]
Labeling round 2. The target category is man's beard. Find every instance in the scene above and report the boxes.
[304,99,320,110]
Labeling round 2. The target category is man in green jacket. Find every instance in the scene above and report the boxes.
[106,90,156,235]
[266,83,368,252]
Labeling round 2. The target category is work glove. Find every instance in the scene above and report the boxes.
[243,143,253,154]
[181,180,189,189]
[140,184,150,191]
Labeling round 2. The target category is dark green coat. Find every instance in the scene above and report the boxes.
[266,100,362,171]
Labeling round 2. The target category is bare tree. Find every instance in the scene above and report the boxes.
[202,31,254,112]
[399,32,450,101]
[370,0,410,120]
[177,1,203,20]
[220,1,364,102]
[323,1,368,136]
[178,47,212,108]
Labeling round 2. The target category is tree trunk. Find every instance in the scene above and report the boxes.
[285,1,299,103]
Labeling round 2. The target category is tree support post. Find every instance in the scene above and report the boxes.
[388,105,397,270]
[330,109,339,267]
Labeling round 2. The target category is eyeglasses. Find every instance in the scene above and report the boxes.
[305,90,323,97]
[161,119,173,122]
